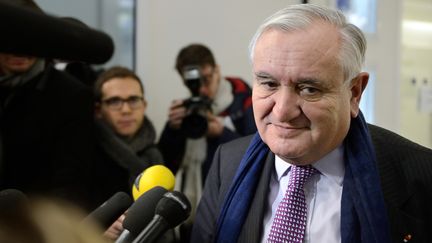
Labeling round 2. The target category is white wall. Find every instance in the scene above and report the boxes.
[136,0,403,137]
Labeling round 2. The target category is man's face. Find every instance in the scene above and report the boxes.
[96,77,147,138]
[0,53,37,75]
[252,22,367,165]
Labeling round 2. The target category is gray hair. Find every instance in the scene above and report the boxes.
[249,4,366,81]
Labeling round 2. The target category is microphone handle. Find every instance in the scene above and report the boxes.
[131,215,169,243]
[115,229,134,243]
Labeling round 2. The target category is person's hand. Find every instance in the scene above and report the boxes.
[103,214,125,241]
[206,112,224,138]
[168,99,187,130]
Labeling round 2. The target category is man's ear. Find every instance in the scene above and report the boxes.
[350,72,369,118]
[215,64,220,74]
[95,102,103,119]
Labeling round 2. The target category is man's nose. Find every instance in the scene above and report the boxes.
[273,88,301,120]
[120,101,133,112]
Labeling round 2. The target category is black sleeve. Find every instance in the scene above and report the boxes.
[157,123,186,174]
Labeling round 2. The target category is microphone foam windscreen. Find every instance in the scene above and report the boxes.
[0,188,27,206]
[123,186,167,235]
[0,189,30,223]
[155,191,191,228]
[132,165,175,200]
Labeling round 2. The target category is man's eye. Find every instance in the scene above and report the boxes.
[258,80,278,89]
[298,86,322,100]
[300,87,319,94]
[265,81,278,87]
[106,98,122,105]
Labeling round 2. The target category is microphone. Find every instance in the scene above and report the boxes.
[0,189,30,222]
[115,186,167,243]
[132,165,175,201]
[0,188,27,205]
[131,191,191,243]
[0,188,28,208]
[83,192,132,229]
[0,1,114,64]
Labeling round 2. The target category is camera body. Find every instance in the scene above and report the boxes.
[181,65,212,138]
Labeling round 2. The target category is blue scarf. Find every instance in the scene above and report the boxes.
[215,112,391,243]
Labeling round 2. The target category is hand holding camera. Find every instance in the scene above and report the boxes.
[167,98,224,138]
[167,99,187,130]
[206,112,224,138]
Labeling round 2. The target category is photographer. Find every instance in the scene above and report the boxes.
[158,43,256,242]
[159,43,256,180]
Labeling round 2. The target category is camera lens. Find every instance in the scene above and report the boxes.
[181,112,208,139]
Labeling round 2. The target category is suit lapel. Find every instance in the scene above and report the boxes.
[238,152,274,243]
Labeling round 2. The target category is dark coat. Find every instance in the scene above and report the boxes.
[0,65,94,210]
[91,116,164,209]
[191,124,432,243]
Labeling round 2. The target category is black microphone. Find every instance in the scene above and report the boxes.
[0,188,27,205]
[0,189,28,208]
[0,188,30,222]
[131,191,191,243]
[0,1,114,64]
[115,186,167,243]
[83,192,132,229]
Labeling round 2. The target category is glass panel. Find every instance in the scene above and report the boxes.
[100,0,135,69]
[337,0,377,34]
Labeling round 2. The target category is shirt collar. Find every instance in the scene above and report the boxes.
[275,145,345,186]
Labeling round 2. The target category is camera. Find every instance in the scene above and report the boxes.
[181,65,212,138]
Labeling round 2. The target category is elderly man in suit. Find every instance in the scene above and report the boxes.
[191,4,432,243]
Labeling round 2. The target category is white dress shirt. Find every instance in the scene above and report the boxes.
[261,146,345,243]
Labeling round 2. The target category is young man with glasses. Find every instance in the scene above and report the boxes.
[92,66,164,222]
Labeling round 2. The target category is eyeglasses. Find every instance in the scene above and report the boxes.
[102,96,144,111]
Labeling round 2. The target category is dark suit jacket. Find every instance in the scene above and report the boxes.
[0,65,94,210]
[191,124,432,243]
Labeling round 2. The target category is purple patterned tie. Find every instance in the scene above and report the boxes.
[267,165,318,243]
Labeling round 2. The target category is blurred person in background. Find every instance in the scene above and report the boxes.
[0,0,94,210]
[93,66,164,240]
[159,44,256,180]
[0,196,110,243]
